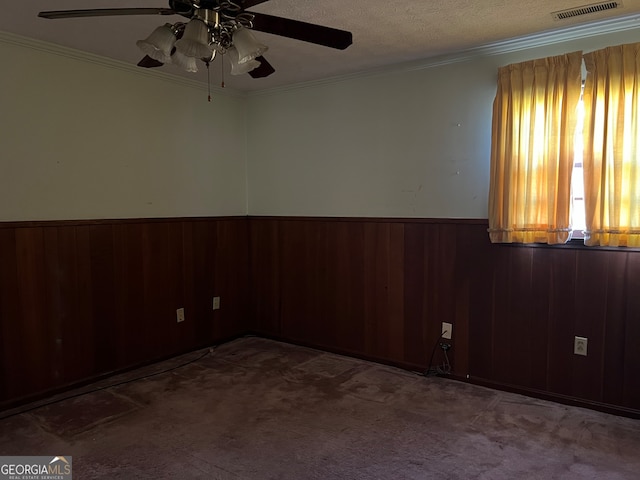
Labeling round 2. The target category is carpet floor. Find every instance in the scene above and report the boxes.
[1,337,639,479]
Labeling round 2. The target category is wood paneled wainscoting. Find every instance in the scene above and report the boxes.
[248,217,640,417]
[0,217,249,409]
[3,215,639,417]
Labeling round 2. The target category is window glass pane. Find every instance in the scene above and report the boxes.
[571,94,586,237]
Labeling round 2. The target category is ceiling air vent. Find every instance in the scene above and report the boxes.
[552,1,622,20]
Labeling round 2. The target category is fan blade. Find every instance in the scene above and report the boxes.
[250,13,352,50]
[248,56,275,78]
[137,56,164,68]
[38,8,176,20]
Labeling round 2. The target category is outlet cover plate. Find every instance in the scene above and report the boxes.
[176,307,185,323]
[574,336,588,356]
[213,297,220,310]
[442,322,452,340]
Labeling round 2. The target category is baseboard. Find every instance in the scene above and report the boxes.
[248,332,429,374]
[0,334,245,416]
[440,375,640,420]
[248,332,640,420]
[4,333,638,421]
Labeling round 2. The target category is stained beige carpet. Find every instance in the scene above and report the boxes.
[1,337,639,479]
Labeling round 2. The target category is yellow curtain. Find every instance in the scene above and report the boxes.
[488,52,582,244]
[583,43,640,247]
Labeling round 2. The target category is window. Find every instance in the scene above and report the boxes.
[489,42,640,247]
[488,51,582,245]
[570,84,586,239]
[581,43,640,247]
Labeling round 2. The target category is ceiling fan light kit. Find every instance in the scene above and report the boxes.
[135,23,178,64]
[171,48,201,72]
[173,17,214,60]
[231,27,267,64]
[38,0,353,82]
[227,46,261,75]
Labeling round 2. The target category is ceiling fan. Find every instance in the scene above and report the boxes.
[38,0,353,79]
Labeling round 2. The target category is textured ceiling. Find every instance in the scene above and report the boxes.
[2,0,640,92]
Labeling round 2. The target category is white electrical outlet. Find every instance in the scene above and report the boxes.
[442,322,452,340]
[574,336,588,356]
[213,296,220,310]
[176,307,185,323]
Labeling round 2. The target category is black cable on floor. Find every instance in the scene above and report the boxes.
[436,347,451,375]
[0,347,215,422]
[424,331,450,377]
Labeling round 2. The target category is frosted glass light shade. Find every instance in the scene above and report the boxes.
[175,18,213,60]
[136,24,176,63]
[227,46,260,75]
[232,27,267,64]
[171,50,199,72]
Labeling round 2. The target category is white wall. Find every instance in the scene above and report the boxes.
[0,34,248,221]
[4,26,639,222]
[246,28,640,218]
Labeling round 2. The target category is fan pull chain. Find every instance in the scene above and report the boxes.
[221,53,225,89]
[206,60,211,102]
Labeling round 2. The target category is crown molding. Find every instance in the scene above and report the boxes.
[248,13,640,98]
[0,30,245,98]
[3,12,640,100]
